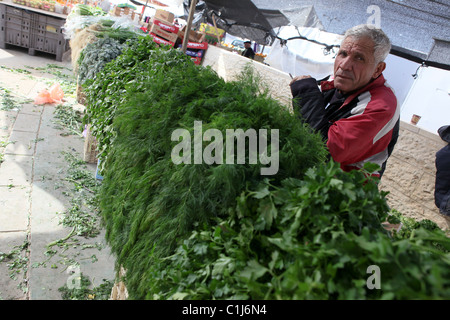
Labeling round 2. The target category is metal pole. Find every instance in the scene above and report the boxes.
[141,0,149,22]
[181,0,197,53]
[212,15,221,47]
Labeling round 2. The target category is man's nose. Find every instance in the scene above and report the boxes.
[339,56,352,71]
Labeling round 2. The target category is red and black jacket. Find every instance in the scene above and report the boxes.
[290,74,400,177]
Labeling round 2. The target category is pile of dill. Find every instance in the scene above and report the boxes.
[84,36,328,299]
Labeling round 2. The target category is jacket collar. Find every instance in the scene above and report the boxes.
[321,74,386,106]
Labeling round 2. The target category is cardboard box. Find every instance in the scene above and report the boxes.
[131,11,142,21]
[154,9,174,24]
[199,23,225,38]
[113,5,138,18]
[185,49,204,58]
[113,6,124,16]
[150,23,178,43]
[153,19,179,34]
[178,25,205,43]
[186,41,208,50]
[113,6,128,17]
[151,33,175,47]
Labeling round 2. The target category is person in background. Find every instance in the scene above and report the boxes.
[435,125,450,216]
[242,40,255,60]
[289,24,400,178]
[99,0,111,13]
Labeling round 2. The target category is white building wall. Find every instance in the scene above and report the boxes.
[383,54,420,108]
[399,66,450,135]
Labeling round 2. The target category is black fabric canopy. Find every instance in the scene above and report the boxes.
[178,0,450,68]
[182,0,290,44]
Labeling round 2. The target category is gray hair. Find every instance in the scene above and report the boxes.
[343,24,392,64]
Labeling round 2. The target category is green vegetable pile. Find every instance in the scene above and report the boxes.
[83,35,450,300]
[77,37,123,84]
[93,26,144,43]
[84,37,193,158]
[148,162,450,299]
[87,19,146,43]
[72,4,106,16]
[84,36,329,299]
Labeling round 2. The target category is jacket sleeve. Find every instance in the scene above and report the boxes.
[435,145,450,213]
[326,89,398,166]
[290,78,330,139]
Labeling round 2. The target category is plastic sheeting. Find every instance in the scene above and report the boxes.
[157,0,184,6]
[265,26,343,80]
[63,15,140,40]
[281,6,324,30]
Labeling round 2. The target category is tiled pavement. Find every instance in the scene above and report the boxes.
[0,48,115,300]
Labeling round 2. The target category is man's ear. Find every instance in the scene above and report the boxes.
[373,62,386,79]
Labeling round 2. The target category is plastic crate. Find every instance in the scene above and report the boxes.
[1,4,31,48]
[5,5,32,19]
[5,18,32,47]
[5,26,30,47]
[0,3,67,61]
[31,12,65,59]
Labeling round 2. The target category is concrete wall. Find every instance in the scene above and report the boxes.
[379,123,449,230]
[203,45,450,230]
[202,45,293,109]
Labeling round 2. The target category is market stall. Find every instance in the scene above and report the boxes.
[52,1,450,302]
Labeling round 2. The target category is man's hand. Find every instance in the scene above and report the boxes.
[290,75,312,86]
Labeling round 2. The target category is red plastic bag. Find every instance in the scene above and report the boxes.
[34,83,64,105]
[34,89,53,105]
[49,83,64,102]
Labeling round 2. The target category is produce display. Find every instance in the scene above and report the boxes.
[199,23,225,45]
[149,163,450,299]
[83,35,329,299]
[66,5,145,79]
[12,0,56,11]
[80,35,450,300]
[71,3,105,16]
[77,37,123,84]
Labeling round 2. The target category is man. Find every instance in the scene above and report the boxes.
[242,40,255,60]
[290,24,399,178]
[435,125,450,216]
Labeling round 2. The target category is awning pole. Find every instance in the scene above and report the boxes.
[141,0,149,21]
[181,0,198,53]
[212,15,222,47]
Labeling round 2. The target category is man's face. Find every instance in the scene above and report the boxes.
[244,42,251,48]
[333,36,385,94]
